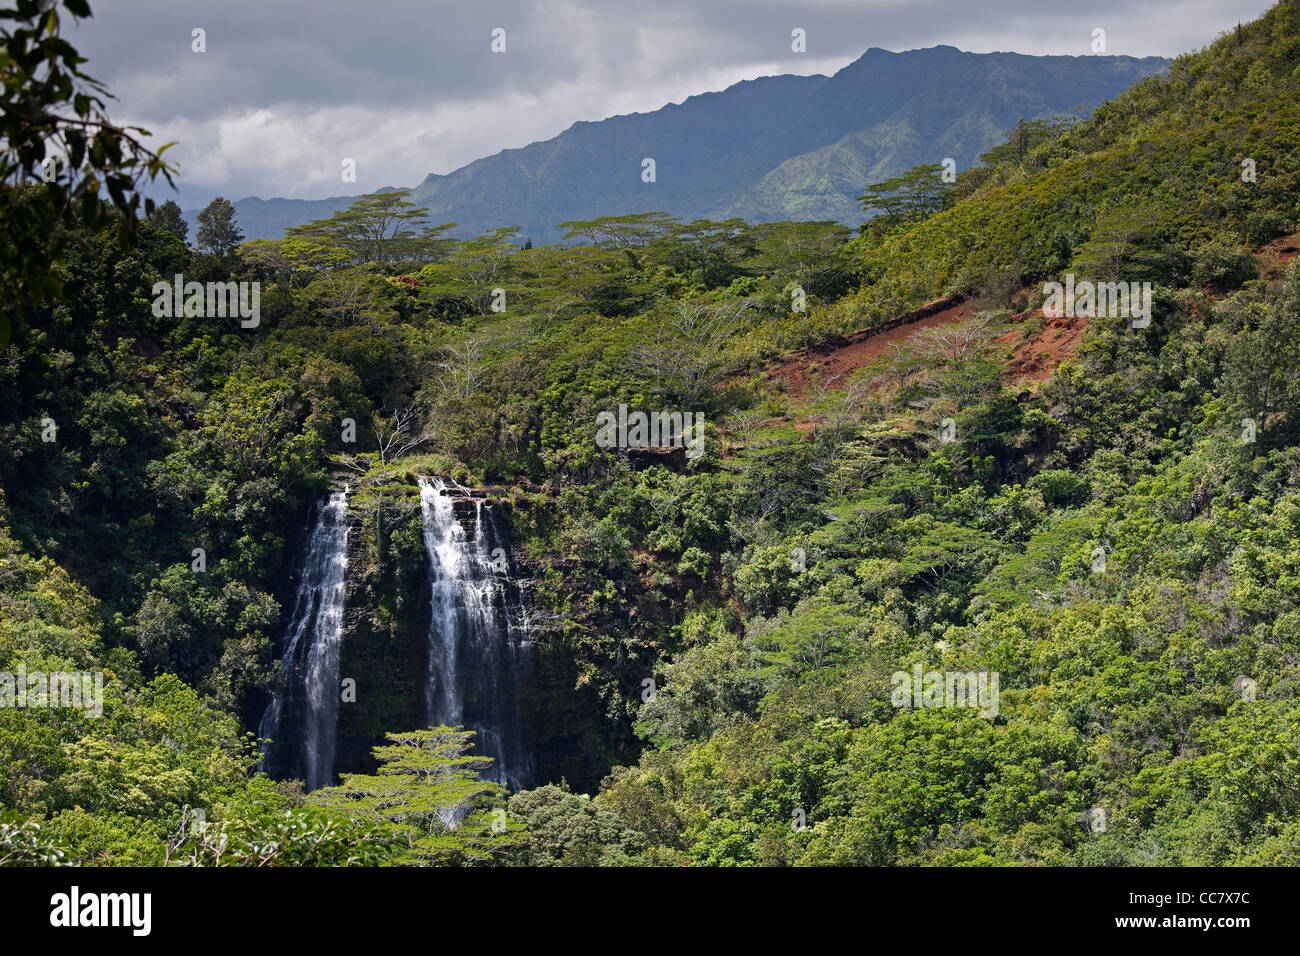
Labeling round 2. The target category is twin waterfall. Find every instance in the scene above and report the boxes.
[259,489,350,791]
[260,479,533,792]
[418,477,532,791]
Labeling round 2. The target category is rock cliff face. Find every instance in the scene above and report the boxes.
[331,484,428,778]
[263,475,613,792]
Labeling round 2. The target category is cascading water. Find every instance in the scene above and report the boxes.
[419,476,533,790]
[259,488,350,791]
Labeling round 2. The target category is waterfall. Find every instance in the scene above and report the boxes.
[418,476,533,790]
[260,488,350,791]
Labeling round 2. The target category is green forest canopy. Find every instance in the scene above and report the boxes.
[2,0,1300,866]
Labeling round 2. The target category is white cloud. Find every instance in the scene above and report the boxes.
[130,57,856,203]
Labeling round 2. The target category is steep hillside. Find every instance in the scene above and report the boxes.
[835,9,1300,329]
[716,46,1168,224]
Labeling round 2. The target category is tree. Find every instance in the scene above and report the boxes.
[634,633,771,746]
[164,806,397,867]
[642,218,757,288]
[309,727,518,865]
[240,235,350,289]
[977,117,1075,167]
[433,339,488,401]
[1,0,174,309]
[1072,204,1166,282]
[289,191,451,266]
[505,784,648,865]
[1223,262,1300,451]
[514,242,632,323]
[374,403,432,465]
[626,297,753,406]
[870,312,1008,414]
[0,819,68,866]
[305,266,391,324]
[147,199,188,242]
[195,197,244,258]
[418,226,521,314]
[747,220,851,297]
[747,596,865,674]
[559,211,679,249]
[857,163,955,228]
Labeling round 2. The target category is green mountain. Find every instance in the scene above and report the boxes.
[207,46,1166,242]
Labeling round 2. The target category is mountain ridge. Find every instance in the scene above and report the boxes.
[188,45,1168,243]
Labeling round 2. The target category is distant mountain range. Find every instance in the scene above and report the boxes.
[189,45,1168,244]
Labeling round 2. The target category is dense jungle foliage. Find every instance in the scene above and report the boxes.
[3,0,1300,866]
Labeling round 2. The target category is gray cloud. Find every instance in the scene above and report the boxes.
[67,0,1273,206]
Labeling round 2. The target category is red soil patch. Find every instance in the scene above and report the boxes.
[766,293,1089,399]
[1257,231,1300,265]
[769,294,976,399]
[1002,310,1091,384]
[757,234,1295,417]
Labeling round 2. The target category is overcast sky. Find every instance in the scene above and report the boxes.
[69,0,1272,208]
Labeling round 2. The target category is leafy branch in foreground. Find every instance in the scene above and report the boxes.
[1,0,175,310]
[164,805,398,867]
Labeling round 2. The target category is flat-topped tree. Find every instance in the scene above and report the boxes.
[746,220,853,298]
[514,242,655,321]
[418,226,521,315]
[857,162,955,231]
[559,211,680,248]
[309,727,517,865]
[977,116,1076,168]
[288,190,454,267]
[239,234,350,288]
[647,218,757,288]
